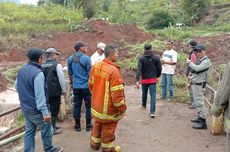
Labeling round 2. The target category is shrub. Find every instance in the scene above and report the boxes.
[147,9,175,29]
[155,27,192,40]
[180,0,211,25]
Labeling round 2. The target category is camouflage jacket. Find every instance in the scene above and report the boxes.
[212,61,230,132]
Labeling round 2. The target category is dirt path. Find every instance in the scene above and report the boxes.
[10,85,225,152]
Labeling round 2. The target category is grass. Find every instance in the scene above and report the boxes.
[2,66,22,86]
[0,3,84,37]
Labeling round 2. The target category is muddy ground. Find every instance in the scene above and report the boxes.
[7,85,225,152]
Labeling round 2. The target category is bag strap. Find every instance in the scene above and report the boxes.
[72,54,87,69]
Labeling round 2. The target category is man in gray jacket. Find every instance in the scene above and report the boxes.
[187,44,212,129]
[212,61,230,152]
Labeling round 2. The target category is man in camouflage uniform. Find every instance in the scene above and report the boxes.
[212,61,230,152]
[187,44,212,129]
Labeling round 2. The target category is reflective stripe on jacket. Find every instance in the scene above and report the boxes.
[89,58,126,123]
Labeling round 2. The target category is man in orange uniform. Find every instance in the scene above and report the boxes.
[89,44,127,152]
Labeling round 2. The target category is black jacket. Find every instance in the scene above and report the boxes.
[136,51,162,82]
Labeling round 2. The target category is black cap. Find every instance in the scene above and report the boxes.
[194,44,205,52]
[27,48,44,62]
[74,41,85,51]
[188,39,197,47]
[144,44,152,50]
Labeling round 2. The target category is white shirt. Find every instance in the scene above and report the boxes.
[91,52,105,65]
[161,49,177,75]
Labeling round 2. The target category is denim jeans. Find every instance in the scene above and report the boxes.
[23,111,54,152]
[73,88,91,119]
[142,83,156,114]
[161,73,174,99]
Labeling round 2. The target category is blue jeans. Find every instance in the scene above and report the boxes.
[23,111,54,152]
[142,83,156,114]
[161,73,174,99]
[73,88,91,119]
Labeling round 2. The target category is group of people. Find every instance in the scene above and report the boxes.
[15,38,230,152]
[15,41,126,152]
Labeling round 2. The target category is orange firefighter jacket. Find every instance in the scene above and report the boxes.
[89,58,126,123]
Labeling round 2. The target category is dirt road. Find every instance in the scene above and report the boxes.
[10,85,225,152]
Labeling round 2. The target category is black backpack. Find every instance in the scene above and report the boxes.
[72,54,87,69]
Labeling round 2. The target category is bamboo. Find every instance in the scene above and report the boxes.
[0,107,20,117]
[0,125,25,141]
[0,132,24,147]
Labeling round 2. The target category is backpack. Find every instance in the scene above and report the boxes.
[72,54,87,69]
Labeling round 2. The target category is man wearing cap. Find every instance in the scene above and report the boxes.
[187,44,212,129]
[91,42,106,65]
[187,39,198,109]
[15,48,63,152]
[42,48,66,135]
[136,44,162,118]
[67,41,92,132]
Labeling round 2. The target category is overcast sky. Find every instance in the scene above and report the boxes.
[20,0,38,5]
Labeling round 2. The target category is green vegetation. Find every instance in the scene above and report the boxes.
[0,3,84,37]
[2,66,21,86]
[180,0,211,25]
[147,9,175,29]
[211,0,230,4]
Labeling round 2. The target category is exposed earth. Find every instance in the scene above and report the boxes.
[5,85,225,152]
[0,20,230,91]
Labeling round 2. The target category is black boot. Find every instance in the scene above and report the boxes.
[74,118,81,132]
[192,118,207,129]
[86,118,92,132]
[191,116,203,123]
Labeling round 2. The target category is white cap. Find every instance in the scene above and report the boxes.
[45,48,61,55]
[97,42,106,51]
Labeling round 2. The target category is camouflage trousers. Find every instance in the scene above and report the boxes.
[192,84,206,119]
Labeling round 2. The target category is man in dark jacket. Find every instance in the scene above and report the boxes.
[16,48,63,152]
[42,48,66,135]
[136,44,162,118]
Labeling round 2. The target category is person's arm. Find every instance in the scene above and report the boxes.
[34,72,49,117]
[135,57,142,89]
[190,53,197,64]
[67,57,73,86]
[189,59,212,72]
[88,66,94,93]
[56,63,66,94]
[163,51,177,65]
[156,57,162,78]
[110,70,126,116]
[86,57,92,76]
[212,62,230,116]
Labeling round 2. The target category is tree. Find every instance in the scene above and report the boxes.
[180,0,211,25]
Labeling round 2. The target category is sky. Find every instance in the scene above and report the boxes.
[20,0,38,5]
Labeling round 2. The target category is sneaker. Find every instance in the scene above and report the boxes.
[53,146,63,152]
[149,113,155,118]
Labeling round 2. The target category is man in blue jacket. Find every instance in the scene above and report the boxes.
[68,41,92,132]
[16,48,63,152]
